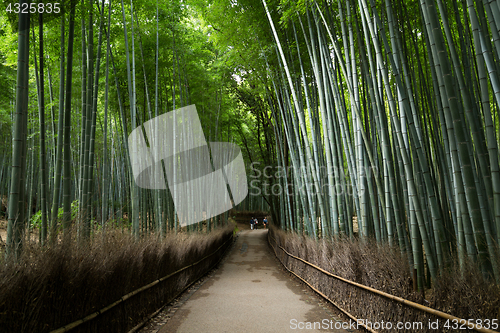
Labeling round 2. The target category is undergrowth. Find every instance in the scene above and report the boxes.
[0,226,233,333]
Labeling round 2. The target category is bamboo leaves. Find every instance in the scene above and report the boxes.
[256,0,500,284]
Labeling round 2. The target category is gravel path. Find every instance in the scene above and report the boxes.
[154,229,355,333]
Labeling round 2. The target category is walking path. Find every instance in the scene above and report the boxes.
[157,229,354,333]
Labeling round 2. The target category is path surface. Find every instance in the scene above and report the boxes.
[157,229,354,333]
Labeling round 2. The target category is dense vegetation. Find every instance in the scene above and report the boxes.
[0,0,266,254]
[1,0,499,301]
[188,0,500,289]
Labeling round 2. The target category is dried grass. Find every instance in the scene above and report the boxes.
[431,259,500,321]
[0,226,233,333]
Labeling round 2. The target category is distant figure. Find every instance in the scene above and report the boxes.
[250,217,255,230]
[263,217,268,229]
[254,218,258,229]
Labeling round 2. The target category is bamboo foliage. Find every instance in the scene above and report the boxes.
[50,8,65,242]
[61,0,76,233]
[6,1,30,259]
[36,12,48,245]
[258,0,500,284]
[0,0,248,266]
[2,0,498,288]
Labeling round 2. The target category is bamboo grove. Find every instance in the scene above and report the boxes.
[237,0,500,287]
[2,0,500,290]
[0,0,255,260]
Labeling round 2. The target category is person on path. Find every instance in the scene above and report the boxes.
[263,217,268,229]
[250,217,255,230]
[254,218,258,230]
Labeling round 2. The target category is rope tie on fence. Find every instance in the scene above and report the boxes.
[268,233,498,333]
[50,234,233,333]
